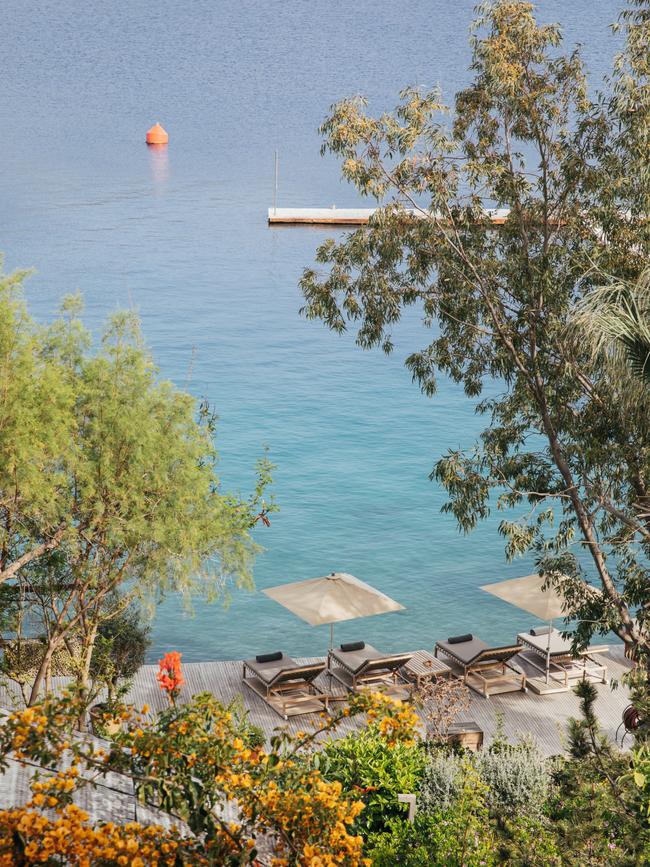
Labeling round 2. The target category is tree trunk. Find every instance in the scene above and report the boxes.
[75,623,98,731]
[28,638,60,705]
[530,373,642,658]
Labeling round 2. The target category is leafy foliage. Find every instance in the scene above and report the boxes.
[368,761,498,866]
[89,604,151,707]
[573,269,650,386]
[316,716,424,835]
[548,755,643,865]
[300,0,650,665]
[0,269,275,703]
[549,679,649,862]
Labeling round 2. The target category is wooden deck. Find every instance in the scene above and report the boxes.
[267,207,511,226]
[0,647,632,756]
[115,646,632,754]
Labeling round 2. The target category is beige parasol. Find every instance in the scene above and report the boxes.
[480,573,600,683]
[480,573,569,622]
[263,572,405,647]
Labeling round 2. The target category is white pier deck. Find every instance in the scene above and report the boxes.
[267,207,511,226]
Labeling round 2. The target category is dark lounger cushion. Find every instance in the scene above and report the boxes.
[340,641,365,652]
[255,651,283,663]
[447,633,473,644]
[530,625,552,637]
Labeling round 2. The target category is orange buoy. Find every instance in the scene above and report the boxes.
[146,122,168,145]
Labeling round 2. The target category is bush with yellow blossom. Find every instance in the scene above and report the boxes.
[0,687,418,865]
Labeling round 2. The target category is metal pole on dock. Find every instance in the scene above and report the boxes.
[273,150,279,216]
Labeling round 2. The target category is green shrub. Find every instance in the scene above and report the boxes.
[367,814,455,867]
[90,604,151,704]
[368,813,564,867]
[367,761,497,866]
[490,816,563,866]
[548,754,646,865]
[419,749,463,811]
[420,740,551,819]
[477,741,551,817]
[316,727,426,835]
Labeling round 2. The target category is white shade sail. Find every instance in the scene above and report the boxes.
[263,572,405,626]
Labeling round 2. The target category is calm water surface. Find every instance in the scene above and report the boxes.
[3,1,622,660]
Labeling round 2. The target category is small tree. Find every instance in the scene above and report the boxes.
[549,681,648,863]
[415,676,471,743]
[0,271,275,704]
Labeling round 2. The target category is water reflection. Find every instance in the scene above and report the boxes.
[147,143,169,187]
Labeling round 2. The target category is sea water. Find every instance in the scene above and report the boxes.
[2,0,620,660]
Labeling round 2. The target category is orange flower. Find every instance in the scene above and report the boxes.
[156,652,184,705]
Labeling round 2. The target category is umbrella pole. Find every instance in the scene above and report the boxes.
[328,623,334,685]
[546,619,552,685]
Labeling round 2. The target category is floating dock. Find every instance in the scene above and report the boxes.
[269,207,383,225]
[267,207,511,226]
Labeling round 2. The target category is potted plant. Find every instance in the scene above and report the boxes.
[89,606,150,737]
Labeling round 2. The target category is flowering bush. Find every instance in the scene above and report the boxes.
[156,650,184,705]
[0,688,418,865]
[0,804,204,866]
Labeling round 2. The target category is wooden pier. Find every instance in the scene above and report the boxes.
[267,207,511,226]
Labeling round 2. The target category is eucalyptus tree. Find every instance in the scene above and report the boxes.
[300,1,650,664]
[0,269,274,703]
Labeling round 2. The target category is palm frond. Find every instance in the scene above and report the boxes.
[621,335,650,383]
[573,268,650,388]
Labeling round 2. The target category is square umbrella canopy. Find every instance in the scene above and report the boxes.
[481,573,569,622]
[480,573,601,683]
[263,572,405,648]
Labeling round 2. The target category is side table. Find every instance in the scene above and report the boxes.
[402,649,452,688]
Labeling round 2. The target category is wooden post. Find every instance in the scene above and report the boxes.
[273,150,279,216]
[397,794,417,822]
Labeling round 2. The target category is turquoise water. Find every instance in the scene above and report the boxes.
[3,1,621,661]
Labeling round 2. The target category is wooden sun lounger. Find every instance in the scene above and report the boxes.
[242,655,328,720]
[327,644,413,698]
[516,630,609,687]
[435,636,526,697]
